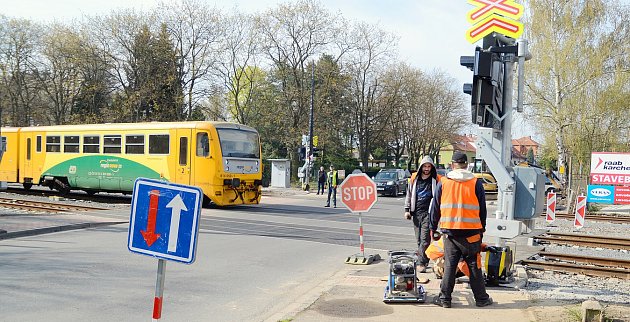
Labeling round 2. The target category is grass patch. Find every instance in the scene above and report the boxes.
[565,305,582,322]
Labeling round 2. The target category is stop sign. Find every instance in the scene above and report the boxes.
[338,173,378,213]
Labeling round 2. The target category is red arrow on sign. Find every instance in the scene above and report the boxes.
[141,190,161,246]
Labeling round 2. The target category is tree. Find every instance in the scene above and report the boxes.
[33,23,84,125]
[524,0,630,180]
[217,11,263,125]
[402,69,467,170]
[0,16,42,126]
[343,21,397,171]
[527,148,535,164]
[257,0,340,177]
[158,0,221,120]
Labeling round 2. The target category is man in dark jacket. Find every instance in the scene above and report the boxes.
[404,156,440,273]
[429,152,492,308]
[317,166,327,195]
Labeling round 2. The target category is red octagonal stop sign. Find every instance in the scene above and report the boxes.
[338,173,378,213]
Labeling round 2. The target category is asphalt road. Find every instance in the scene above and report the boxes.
[0,192,426,321]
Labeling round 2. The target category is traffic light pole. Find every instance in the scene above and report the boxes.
[463,33,531,244]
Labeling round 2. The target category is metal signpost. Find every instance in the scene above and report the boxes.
[128,178,202,321]
[338,173,380,265]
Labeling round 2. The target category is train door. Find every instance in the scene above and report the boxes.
[22,133,35,182]
[175,129,191,185]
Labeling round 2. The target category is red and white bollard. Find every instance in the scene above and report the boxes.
[546,192,556,224]
[574,195,586,229]
[358,212,364,257]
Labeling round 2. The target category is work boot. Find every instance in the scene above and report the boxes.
[432,296,451,308]
[475,297,493,307]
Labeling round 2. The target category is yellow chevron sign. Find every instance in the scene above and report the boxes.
[466,0,524,44]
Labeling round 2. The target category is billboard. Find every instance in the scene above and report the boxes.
[590,152,630,185]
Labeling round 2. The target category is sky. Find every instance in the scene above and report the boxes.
[0,0,536,140]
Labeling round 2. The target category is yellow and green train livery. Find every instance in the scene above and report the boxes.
[0,121,262,206]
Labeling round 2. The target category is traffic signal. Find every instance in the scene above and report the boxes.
[460,47,504,129]
[297,146,306,161]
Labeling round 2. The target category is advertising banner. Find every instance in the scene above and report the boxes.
[586,185,614,204]
[590,152,630,175]
[614,186,630,205]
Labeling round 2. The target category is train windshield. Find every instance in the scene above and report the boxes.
[217,129,260,159]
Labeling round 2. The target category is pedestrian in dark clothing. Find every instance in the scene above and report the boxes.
[317,166,327,195]
[404,156,441,273]
[429,151,492,309]
[325,165,338,207]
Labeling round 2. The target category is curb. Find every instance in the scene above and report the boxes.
[0,221,126,240]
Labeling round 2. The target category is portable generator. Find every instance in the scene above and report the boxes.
[383,250,426,303]
[484,245,514,286]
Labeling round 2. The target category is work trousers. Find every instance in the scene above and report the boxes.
[440,234,490,302]
[412,210,431,266]
[317,181,325,194]
[326,186,336,207]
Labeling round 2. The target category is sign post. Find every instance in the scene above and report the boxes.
[338,173,380,265]
[546,191,556,224]
[128,178,203,320]
[574,195,586,230]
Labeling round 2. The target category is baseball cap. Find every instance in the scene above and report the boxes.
[451,152,468,163]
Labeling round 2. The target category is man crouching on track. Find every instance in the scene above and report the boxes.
[429,152,493,308]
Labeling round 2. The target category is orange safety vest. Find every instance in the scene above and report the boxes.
[439,178,482,230]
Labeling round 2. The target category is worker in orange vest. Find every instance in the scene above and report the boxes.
[425,236,499,279]
[429,152,492,309]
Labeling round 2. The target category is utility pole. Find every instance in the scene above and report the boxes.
[304,63,315,191]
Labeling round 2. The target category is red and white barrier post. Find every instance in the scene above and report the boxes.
[574,195,586,229]
[546,191,556,224]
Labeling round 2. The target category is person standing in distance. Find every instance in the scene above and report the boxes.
[325,165,338,208]
[317,166,327,195]
[404,156,441,273]
[429,152,492,309]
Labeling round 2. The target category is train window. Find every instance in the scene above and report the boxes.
[103,135,122,154]
[83,135,100,153]
[196,133,210,157]
[27,138,31,160]
[46,136,61,152]
[36,136,42,152]
[125,134,145,154]
[179,137,188,166]
[64,136,80,153]
[149,134,169,154]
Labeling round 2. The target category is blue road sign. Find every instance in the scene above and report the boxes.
[128,178,202,264]
[587,184,614,204]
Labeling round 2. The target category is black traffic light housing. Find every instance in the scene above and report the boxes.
[297,146,306,161]
[461,47,504,129]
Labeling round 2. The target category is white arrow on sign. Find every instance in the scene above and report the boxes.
[166,194,188,253]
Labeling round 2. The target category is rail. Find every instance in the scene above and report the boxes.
[534,232,630,251]
[522,251,630,279]
[0,197,107,213]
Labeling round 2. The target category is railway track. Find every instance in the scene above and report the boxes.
[534,232,630,251]
[522,251,630,279]
[3,186,132,205]
[541,211,630,224]
[0,197,107,213]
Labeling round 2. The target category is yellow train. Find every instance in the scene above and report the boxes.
[0,121,262,206]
